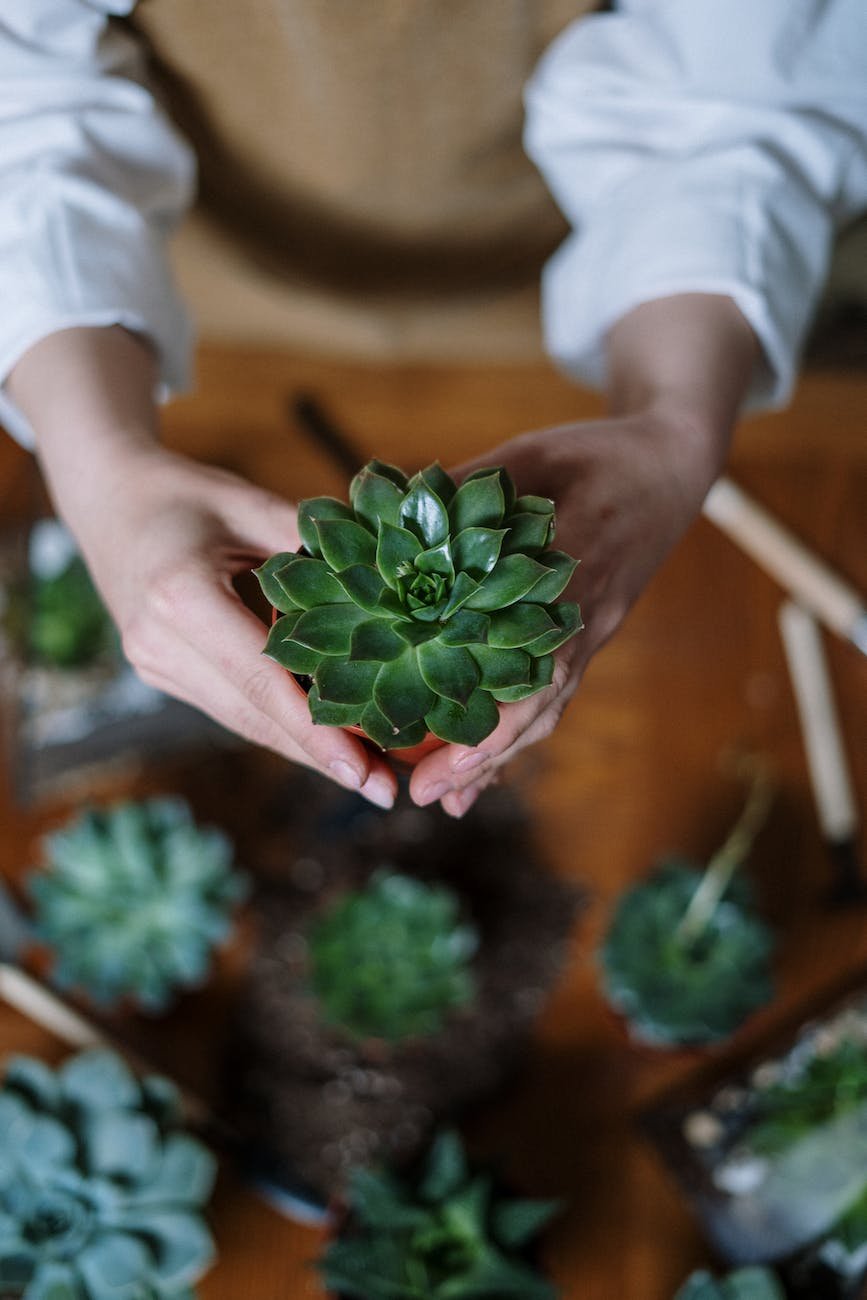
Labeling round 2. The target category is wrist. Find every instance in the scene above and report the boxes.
[606,293,760,483]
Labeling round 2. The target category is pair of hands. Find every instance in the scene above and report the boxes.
[67,410,713,816]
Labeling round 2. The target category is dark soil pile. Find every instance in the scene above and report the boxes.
[226,777,583,1203]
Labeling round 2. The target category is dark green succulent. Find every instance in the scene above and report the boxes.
[748,1037,867,1156]
[599,861,774,1047]
[674,1268,784,1300]
[319,1129,561,1299]
[256,460,581,750]
[29,797,248,1013]
[0,1049,216,1299]
[308,871,478,1042]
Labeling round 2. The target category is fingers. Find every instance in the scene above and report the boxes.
[409,652,580,812]
[124,563,398,809]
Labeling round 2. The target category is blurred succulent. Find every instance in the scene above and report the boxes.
[747,1037,867,1157]
[308,871,478,1042]
[0,1048,216,1299]
[674,1268,784,1300]
[600,761,775,1047]
[29,797,248,1013]
[255,460,581,750]
[599,861,774,1047]
[319,1129,561,1299]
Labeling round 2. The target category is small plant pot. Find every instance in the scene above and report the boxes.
[643,975,867,1291]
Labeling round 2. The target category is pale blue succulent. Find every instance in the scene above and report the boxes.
[0,1049,216,1299]
[29,798,248,1012]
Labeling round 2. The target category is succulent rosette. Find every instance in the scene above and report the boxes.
[0,1049,216,1299]
[29,798,248,1013]
[256,461,581,750]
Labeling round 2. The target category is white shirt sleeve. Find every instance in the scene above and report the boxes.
[0,0,195,446]
[525,0,867,409]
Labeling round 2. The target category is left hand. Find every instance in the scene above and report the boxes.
[407,410,724,815]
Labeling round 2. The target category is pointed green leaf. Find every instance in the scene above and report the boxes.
[365,459,408,489]
[278,556,349,609]
[465,555,556,611]
[490,653,554,701]
[464,465,517,513]
[373,648,435,728]
[405,598,447,623]
[316,657,379,705]
[415,539,454,581]
[315,518,377,571]
[393,619,439,647]
[452,526,507,578]
[308,683,363,727]
[292,605,368,654]
[399,481,449,548]
[349,465,405,531]
[502,509,555,555]
[470,645,531,689]
[253,552,302,613]
[440,570,480,619]
[376,521,422,589]
[417,641,479,706]
[439,609,490,646]
[349,619,407,662]
[334,564,390,612]
[416,462,457,505]
[297,497,354,558]
[360,701,427,750]
[492,1198,562,1249]
[419,1129,469,1201]
[488,603,555,648]
[449,471,505,532]
[524,602,583,655]
[515,493,555,516]
[263,630,322,676]
[526,550,578,603]
[425,688,500,746]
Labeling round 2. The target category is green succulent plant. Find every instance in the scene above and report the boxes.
[308,871,479,1042]
[0,1048,216,1299]
[319,1129,561,1299]
[29,797,248,1013]
[255,460,581,750]
[5,552,116,671]
[599,861,774,1047]
[674,1268,784,1300]
[747,1037,867,1157]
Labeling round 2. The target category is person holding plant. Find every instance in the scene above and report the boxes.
[1,2,865,815]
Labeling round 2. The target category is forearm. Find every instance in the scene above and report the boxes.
[606,293,760,494]
[7,326,161,534]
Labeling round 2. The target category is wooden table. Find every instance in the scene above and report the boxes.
[1,351,865,1298]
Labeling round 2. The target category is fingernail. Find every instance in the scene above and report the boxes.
[329,759,364,790]
[453,750,488,774]
[443,783,481,819]
[415,780,451,807]
[362,772,395,810]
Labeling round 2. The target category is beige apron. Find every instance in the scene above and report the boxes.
[130,1,599,360]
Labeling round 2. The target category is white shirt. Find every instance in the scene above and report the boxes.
[1,0,865,445]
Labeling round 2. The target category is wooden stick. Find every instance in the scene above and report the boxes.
[703,478,867,655]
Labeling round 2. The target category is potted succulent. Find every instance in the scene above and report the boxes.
[25,796,248,1013]
[318,1128,562,1299]
[0,1046,217,1297]
[644,984,867,1291]
[254,460,581,760]
[599,761,775,1048]
[227,775,581,1208]
[674,1269,785,1299]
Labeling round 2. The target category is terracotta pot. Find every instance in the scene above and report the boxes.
[270,605,444,768]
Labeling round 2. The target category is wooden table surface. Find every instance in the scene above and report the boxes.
[1,350,865,1299]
